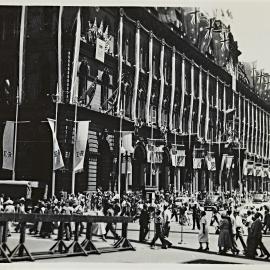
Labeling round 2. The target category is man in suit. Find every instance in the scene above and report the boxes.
[139,204,150,242]
[263,208,270,234]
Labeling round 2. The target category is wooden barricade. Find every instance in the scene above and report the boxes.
[0,213,135,262]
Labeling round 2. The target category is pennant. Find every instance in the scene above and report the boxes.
[47,119,64,170]
[2,121,15,170]
[97,20,104,38]
[73,121,89,172]
[69,8,81,104]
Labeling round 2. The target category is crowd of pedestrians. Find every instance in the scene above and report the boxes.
[0,189,269,260]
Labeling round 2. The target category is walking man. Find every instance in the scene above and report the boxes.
[139,204,150,242]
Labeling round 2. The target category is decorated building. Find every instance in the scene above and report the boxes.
[0,6,270,198]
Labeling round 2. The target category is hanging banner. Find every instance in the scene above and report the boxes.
[205,152,216,171]
[122,132,134,154]
[226,155,234,170]
[47,119,65,170]
[247,161,254,176]
[220,154,228,172]
[73,121,89,172]
[171,147,185,167]
[95,38,106,63]
[146,144,163,164]
[2,121,15,170]
[255,163,263,177]
[193,158,202,169]
[263,165,269,178]
[121,155,132,174]
[243,159,248,176]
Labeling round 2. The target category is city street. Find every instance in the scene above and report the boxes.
[4,212,270,264]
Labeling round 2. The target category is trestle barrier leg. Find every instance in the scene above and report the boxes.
[49,222,68,254]
[81,222,100,254]
[9,222,35,261]
[67,222,87,256]
[0,222,11,262]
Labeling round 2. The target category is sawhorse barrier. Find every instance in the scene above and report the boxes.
[0,213,135,262]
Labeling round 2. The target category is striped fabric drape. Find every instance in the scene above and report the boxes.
[215,77,219,142]
[188,62,194,138]
[158,41,165,127]
[246,100,250,153]
[179,56,185,133]
[57,6,63,103]
[169,47,176,131]
[204,72,210,141]
[196,67,202,137]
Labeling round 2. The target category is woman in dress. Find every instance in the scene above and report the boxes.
[198,211,209,251]
[92,205,107,241]
[218,212,233,254]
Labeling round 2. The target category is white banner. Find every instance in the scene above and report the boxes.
[47,119,64,170]
[95,38,106,63]
[193,158,202,169]
[74,121,89,172]
[146,145,163,164]
[2,121,14,170]
[171,147,185,167]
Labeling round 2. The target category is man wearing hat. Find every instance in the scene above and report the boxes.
[234,209,247,254]
[163,203,171,237]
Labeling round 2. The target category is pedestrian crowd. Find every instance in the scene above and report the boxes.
[0,188,269,260]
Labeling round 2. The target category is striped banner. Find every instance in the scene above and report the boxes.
[204,72,210,141]
[242,98,246,149]
[131,23,140,120]
[196,67,202,136]
[18,6,26,104]
[251,103,255,154]
[255,106,258,155]
[169,47,176,131]
[232,91,235,132]
[69,8,81,104]
[266,113,269,159]
[145,32,153,125]
[262,110,265,158]
[57,6,63,103]
[238,93,241,146]
[223,83,226,132]
[116,14,123,114]
[179,56,185,133]
[158,40,165,127]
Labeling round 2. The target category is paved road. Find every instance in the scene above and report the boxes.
[3,212,270,264]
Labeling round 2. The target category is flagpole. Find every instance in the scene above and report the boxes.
[12,87,19,180]
[118,107,123,196]
[71,96,78,195]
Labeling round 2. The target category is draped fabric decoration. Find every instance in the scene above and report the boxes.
[145,32,153,125]
[198,15,215,54]
[188,62,194,144]
[2,121,15,170]
[171,147,185,167]
[121,132,134,175]
[146,144,163,164]
[246,101,250,153]
[262,110,265,158]
[266,113,269,159]
[196,67,202,136]
[247,161,254,176]
[242,159,248,176]
[116,14,123,114]
[238,93,241,147]
[131,23,140,120]
[179,56,185,133]
[219,153,227,185]
[47,119,65,170]
[251,103,255,154]
[223,83,226,132]
[69,8,81,104]
[57,6,63,103]
[255,163,263,177]
[242,98,246,149]
[204,72,210,141]
[215,77,219,142]
[205,152,216,171]
[158,41,165,127]
[169,47,176,131]
[255,106,258,155]
[193,157,202,169]
[18,6,26,104]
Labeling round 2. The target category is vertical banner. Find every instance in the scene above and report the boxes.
[246,100,250,153]
[116,13,123,114]
[258,108,261,157]
[69,8,81,104]
[169,47,176,131]
[131,22,140,120]
[158,40,165,127]
[145,32,153,124]
[232,91,235,132]
[238,93,241,147]
[73,121,89,172]
[197,67,202,136]
[242,159,248,176]
[205,71,210,141]
[223,83,226,132]
[215,77,219,142]
[2,121,15,170]
[47,119,64,170]
[57,6,63,103]
[255,106,258,155]
[242,98,246,149]
[18,6,26,104]
[188,62,194,137]
[251,103,254,154]
[179,56,185,133]
[266,113,269,159]
[262,110,265,158]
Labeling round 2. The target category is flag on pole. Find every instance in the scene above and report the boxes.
[69,8,81,104]
[18,6,26,104]
[57,6,63,103]
[2,121,15,170]
[158,42,165,127]
[47,119,64,170]
[73,121,89,172]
